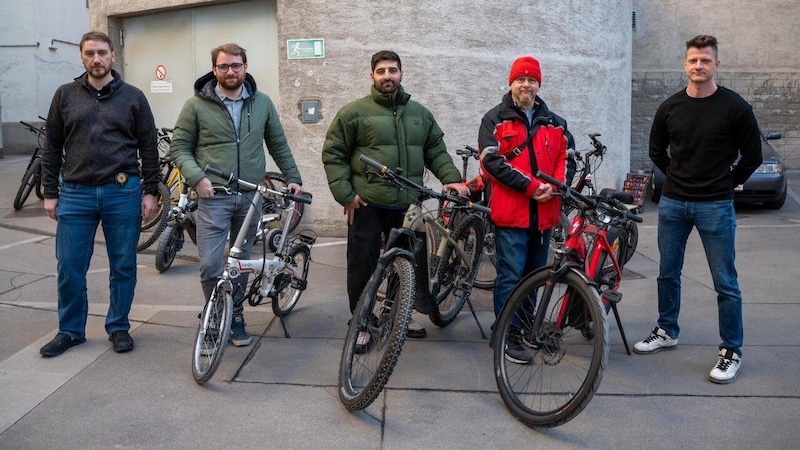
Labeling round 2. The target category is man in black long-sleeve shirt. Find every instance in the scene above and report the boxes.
[633,35,761,385]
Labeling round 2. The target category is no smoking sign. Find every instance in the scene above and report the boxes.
[155,64,167,80]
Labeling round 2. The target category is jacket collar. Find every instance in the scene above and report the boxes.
[370,85,410,108]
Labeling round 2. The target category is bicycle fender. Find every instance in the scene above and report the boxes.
[507,263,597,301]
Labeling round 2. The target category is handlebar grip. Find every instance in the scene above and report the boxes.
[286,192,313,205]
[627,211,644,223]
[535,171,566,191]
[470,202,491,215]
[204,164,227,179]
[359,154,388,173]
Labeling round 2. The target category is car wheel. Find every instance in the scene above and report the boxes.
[648,172,662,204]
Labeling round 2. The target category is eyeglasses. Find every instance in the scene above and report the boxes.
[215,63,244,73]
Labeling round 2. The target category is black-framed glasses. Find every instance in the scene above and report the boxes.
[215,63,244,73]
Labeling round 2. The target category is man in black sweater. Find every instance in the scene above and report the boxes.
[633,35,762,384]
[39,31,159,357]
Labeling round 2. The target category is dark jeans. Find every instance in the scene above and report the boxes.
[346,205,406,313]
[493,225,551,319]
[55,176,141,338]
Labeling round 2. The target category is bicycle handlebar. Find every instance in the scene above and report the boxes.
[536,170,642,223]
[457,145,480,159]
[359,154,491,215]
[19,121,44,135]
[203,165,313,205]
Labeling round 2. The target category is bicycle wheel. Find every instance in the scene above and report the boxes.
[473,220,496,290]
[13,158,41,210]
[35,163,44,200]
[271,244,310,317]
[429,213,485,327]
[155,224,183,273]
[623,221,638,265]
[339,255,414,411]
[137,182,170,251]
[494,269,608,428]
[264,172,304,233]
[192,281,234,384]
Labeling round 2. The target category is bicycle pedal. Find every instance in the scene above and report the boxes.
[601,289,622,304]
[291,279,307,290]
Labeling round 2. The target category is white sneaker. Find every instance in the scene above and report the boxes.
[709,349,741,384]
[633,327,678,354]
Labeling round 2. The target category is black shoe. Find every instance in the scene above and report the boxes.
[109,330,134,353]
[40,333,86,357]
[505,337,533,364]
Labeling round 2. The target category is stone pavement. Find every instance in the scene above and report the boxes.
[1,153,800,448]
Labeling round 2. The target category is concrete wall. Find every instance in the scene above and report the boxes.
[631,0,800,170]
[0,0,89,156]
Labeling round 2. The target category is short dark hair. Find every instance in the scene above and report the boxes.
[371,50,401,71]
[686,34,718,59]
[80,31,113,52]
[211,43,247,66]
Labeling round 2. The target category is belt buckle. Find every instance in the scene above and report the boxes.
[115,173,128,186]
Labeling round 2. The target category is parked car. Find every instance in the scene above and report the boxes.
[648,130,787,209]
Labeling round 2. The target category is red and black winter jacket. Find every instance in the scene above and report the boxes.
[478,93,572,230]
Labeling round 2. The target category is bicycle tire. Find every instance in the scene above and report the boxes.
[35,169,44,200]
[137,181,170,252]
[271,245,310,317]
[429,213,485,327]
[338,255,414,411]
[264,172,304,233]
[155,224,182,273]
[623,221,638,265]
[473,220,497,290]
[192,282,234,384]
[494,269,608,428]
[13,158,41,210]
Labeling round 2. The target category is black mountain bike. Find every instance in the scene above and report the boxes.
[13,118,47,210]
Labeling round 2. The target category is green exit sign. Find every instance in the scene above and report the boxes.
[287,39,325,59]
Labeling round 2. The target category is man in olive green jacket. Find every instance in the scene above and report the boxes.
[322,50,468,341]
[171,43,302,347]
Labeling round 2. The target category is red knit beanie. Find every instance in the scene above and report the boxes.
[508,56,542,85]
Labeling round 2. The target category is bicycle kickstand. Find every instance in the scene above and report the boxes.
[277,314,291,338]
[464,295,488,340]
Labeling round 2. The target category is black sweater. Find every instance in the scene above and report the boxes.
[42,70,159,198]
[649,86,762,202]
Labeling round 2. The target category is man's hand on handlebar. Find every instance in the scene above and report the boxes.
[444,182,470,197]
[532,182,555,202]
[195,177,215,198]
[286,183,303,195]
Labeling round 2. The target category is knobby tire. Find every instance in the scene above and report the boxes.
[137,182,170,251]
[338,255,414,411]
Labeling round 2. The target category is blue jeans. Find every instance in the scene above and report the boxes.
[493,226,551,318]
[657,196,743,356]
[196,191,260,318]
[55,177,142,338]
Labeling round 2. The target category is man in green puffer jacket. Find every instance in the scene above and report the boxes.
[171,43,303,347]
[322,50,469,342]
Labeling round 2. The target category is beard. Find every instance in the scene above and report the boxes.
[217,74,245,91]
[373,79,399,95]
[86,64,111,80]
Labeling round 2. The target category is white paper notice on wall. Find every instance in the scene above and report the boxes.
[151,80,173,93]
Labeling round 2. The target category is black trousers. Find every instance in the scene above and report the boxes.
[346,205,406,313]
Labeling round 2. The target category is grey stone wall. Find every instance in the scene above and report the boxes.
[631,71,800,171]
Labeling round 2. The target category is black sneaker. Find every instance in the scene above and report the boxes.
[40,333,86,357]
[505,337,533,364]
[109,330,134,353]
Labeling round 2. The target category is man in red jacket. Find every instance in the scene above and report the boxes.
[478,55,573,364]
